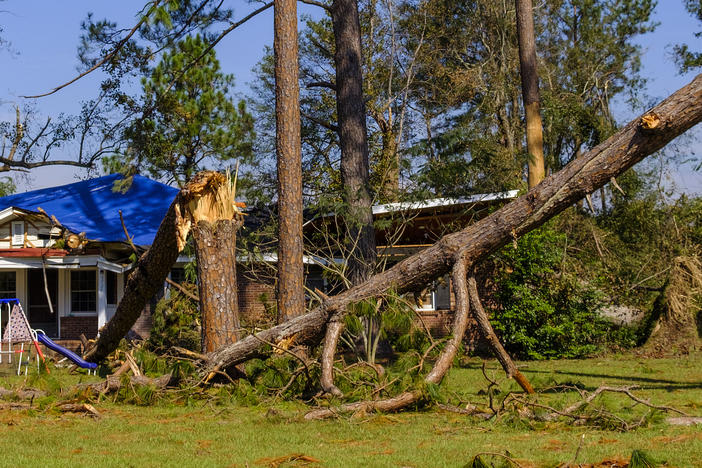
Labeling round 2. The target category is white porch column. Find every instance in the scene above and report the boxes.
[97,268,107,330]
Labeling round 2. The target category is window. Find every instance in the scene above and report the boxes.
[413,277,451,311]
[0,271,16,299]
[434,277,451,310]
[414,288,435,311]
[11,222,24,247]
[106,271,118,306]
[170,267,187,285]
[71,270,96,314]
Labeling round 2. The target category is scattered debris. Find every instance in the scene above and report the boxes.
[56,403,100,418]
[254,453,322,467]
[666,416,702,426]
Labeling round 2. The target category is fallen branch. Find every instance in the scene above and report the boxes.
[81,373,173,395]
[166,277,199,302]
[320,318,344,397]
[466,276,534,393]
[204,74,702,376]
[499,384,690,430]
[56,403,101,418]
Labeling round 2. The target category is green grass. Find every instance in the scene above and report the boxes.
[0,353,700,467]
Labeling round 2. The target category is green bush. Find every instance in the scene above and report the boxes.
[488,224,633,359]
[148,291,201,351]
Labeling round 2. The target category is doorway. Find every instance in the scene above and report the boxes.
[28,269,59,337]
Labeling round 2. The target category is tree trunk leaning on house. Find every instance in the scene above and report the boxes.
[274,0,306,323]
[203,74,702,381]
[515,0,546,188]
[85,171,241,363]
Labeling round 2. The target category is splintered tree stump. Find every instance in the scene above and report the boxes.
[193,218,244,353]
[86,171,241,362]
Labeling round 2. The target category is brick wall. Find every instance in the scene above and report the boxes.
[238,271,275,327]
[60,316,98,340]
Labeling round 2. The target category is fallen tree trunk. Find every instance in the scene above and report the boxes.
[204,74,702,376]
[85,172,237,362]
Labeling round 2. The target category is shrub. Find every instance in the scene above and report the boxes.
[148,291,201,351]
[488,224,633,359]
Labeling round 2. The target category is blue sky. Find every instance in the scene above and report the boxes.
[1,0,700,193]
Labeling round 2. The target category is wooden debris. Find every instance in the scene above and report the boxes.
[110,360,131,378]
[0,387,47,400]
[56,403,100,418]
[666,416,702,426]
[81,373,172,395]
[254,453,322,467]
[125,352,141,376]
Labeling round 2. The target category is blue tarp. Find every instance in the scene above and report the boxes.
[0,174,179,246]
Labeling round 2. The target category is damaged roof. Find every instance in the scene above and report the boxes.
[0,174,179,246]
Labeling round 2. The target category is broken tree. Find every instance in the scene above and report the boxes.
[189,173,245,353]
[85,171,243,362]
[203,73,702,384]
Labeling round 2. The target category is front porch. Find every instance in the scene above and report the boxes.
[0,253,127,339]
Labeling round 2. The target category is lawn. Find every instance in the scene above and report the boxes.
[0,353,700,467]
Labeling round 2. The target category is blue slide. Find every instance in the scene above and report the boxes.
[36,333,98,370]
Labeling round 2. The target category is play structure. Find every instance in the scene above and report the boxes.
[0,298,97,375]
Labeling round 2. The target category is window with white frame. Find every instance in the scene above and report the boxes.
[71,270,97,314]
[0,271,16,299]
[413,277,451,311]
[11,222,24,247]
[106,271,119,306]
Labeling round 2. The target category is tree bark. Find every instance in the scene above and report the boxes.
[202,74,702,376]
[331,0,377,285]
[274,0,305,323]
[193,218,243,353]
[515,0,546,188]
[85,171,238,362]
[320,318,344,396]
[467,276,534,393]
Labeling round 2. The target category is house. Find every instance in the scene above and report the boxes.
[239,190,519,335]
[0,172,518,343]
[0,174,179,340]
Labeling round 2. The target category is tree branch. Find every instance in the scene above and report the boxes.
[301,111,339,132]
[298,0,331,11]
[306,81,336,91]
[23,0,163,98]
